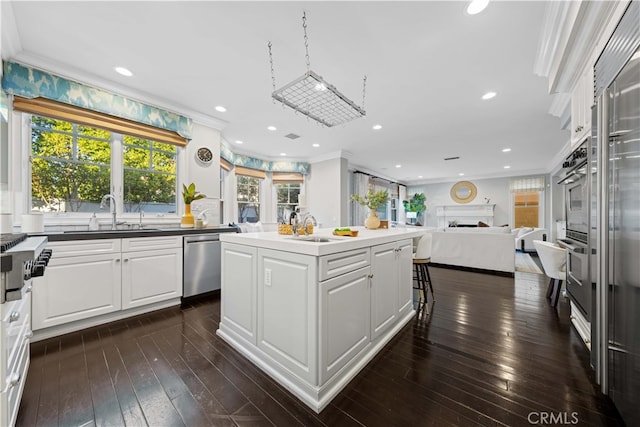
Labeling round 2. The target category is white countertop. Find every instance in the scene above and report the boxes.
[220,227,425,256]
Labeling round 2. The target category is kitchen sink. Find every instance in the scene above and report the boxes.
[287,236,335,243]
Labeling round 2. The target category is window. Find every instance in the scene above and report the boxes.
[31,116,111,212]
[237,175,261,223]
[514,192,540,227]
[30,115,178,214]
[122,135,176,213]
[276,183,300,223]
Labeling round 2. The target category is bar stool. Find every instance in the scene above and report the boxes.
[413,233,434,313]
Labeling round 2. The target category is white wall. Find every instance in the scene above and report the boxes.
[307,157,348,228]
[185,123,221,224]
[408,176,551,229]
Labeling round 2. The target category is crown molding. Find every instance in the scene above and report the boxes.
[9,52,228,130]
[308,150,352,164]
[546,1,629,94]
[548,92,572,130]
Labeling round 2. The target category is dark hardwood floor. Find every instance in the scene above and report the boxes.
[17,267,623,426]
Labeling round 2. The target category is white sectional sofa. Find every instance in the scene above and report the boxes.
[430,227,516,274]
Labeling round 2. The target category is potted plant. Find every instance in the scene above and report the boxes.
[352,189,389,229]
[403,193,426,225]
[181,182,206,228]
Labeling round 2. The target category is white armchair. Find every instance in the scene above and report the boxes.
[515,227,548,252]
[533,240,567,307]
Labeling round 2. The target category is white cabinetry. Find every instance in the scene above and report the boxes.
[221,243,257,345]
[370,239,412,340]
[319,265,370,384]
[218,234,418,413]
[121,236,182,309]
[258,249,318,384]
[571,67,594,147]
[32,236,182,333]
[32,239,122,330]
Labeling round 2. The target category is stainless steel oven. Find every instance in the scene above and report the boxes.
[559,141,592,320]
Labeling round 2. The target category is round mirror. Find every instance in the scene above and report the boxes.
[450,181,477,204]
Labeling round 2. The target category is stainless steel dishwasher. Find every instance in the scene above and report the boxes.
[183,233,222,298]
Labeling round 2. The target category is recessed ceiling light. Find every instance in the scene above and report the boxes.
[280,152,287,156]
[502,148,511,152]
[504,165,511,169]
[481,91,497,100]
[418,175,423,179]
[395,164,402,168]
[312,143,320,148]
[373,124,382,130]
[459,173,465,176]
[267,126,277,131]
[114,66,133,77]
[467,0,490,15]
[215,106,227,113]
[234,140,243,144]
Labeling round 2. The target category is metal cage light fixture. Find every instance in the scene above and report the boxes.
[268,12,367,127]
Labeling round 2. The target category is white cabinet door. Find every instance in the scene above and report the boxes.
[32,253,122,330]
[257,248,317,384]
[121,247,182,310]
[396,239,414,317]
[221,243,258,345]
[319,266,370,384]
[370,242,398,341]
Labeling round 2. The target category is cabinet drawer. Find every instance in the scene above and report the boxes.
[48,239,121,257]
[122,235,182,252]
[319,248,370,282]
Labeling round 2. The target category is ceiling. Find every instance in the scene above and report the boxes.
[2,1,569,184]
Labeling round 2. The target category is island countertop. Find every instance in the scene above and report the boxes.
[219,226,425,256]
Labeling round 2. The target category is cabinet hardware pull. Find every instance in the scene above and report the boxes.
[9,311,20,322]
[116,259,121,263]
[124,259,129,262]
[25,285,33,293]
[8,372,20,387]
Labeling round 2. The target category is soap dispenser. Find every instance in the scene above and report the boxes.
[88,212,99,231]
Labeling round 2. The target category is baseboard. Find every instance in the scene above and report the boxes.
[429,263,514,278]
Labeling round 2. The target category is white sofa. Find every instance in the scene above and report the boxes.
[430,228,516,274]
[514,227,548,252]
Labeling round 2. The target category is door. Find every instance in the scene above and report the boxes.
[396,239,413,316]
[319,266,371,384]
[370,242,398,340]
[121,247,182,309]
[32,253,122,330]
[607,46,640,427]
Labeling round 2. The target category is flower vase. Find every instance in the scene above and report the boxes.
[365,208,380,229]
[181,203,195,228]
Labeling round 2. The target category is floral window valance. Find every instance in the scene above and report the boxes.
[1,61,192,140]
[220,143,309,174]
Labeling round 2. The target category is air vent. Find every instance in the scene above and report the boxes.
[444,156,460,161]
[285,133,301,140]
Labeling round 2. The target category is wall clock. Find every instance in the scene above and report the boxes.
[195,147,213,165]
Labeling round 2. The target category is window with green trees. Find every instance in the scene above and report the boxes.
[237,175,260,223]
[276,183,300,223]
[31,115,177,214]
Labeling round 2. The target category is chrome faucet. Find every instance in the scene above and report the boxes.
[100,194,117,230]
[293,213,317,237]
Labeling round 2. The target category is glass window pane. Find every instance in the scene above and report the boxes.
[31,116,111,212]
[124,146,150,169]
[123,169,176,213]
[238,203,260,223]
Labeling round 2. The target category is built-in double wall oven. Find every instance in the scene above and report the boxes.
[559,141,592,320]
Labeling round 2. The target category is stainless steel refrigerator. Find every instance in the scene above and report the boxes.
[595,41,640,426]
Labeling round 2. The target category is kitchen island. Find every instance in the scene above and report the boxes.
[217,227,424,412]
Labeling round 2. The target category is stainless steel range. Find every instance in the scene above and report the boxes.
[0,233,51,427]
